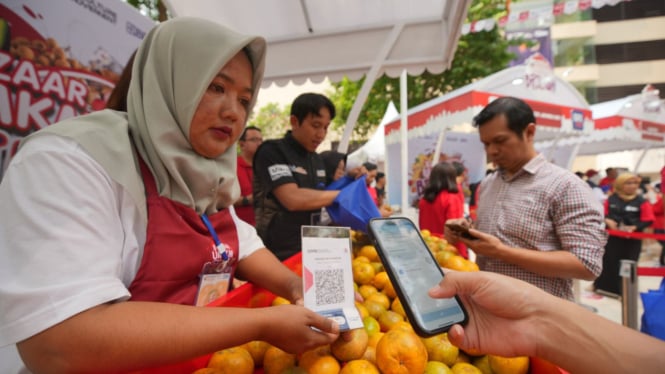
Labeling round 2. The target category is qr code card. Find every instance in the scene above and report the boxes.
[301,226,363,331]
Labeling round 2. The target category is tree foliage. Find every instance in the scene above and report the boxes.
[328,0,515,140]
[124,0,168,21]
[247,103,291,141]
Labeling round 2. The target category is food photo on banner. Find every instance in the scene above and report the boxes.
[0,0,155,180]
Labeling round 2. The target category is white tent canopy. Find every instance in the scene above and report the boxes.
[161,0,472,152]
[347,101,398,166]
[536,85,665,170]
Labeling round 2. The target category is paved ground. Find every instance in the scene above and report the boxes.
[576,240,663,329]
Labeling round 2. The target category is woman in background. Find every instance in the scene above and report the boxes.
[418,162,466,257]
[594,173,654,297]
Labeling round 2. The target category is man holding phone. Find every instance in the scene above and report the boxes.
[444,97,606,301]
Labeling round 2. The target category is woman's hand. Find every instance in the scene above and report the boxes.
[261,305,339,354]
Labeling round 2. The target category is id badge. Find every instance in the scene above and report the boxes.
[195,243,233,306]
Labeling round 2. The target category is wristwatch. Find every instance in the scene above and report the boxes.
[242,196,250,206]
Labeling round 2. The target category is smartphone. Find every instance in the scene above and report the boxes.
[445,222,476,240]
[367,217,467,337]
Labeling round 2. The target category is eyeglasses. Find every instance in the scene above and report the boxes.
[243,137,263,143]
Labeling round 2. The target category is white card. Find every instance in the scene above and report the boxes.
[301,226,363,331]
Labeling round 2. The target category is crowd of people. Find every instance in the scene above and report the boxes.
[1,16,664,374]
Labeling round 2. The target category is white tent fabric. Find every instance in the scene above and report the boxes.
[535,86,665,169]
[161,0,472,153]
[347,101,398,165]
[162,0,472,87]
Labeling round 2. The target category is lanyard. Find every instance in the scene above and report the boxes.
[200,214,228,261]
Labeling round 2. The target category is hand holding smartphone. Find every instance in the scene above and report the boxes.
[367,217,467,337]
[445,221,476,240]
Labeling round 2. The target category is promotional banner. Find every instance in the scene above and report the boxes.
[0,0,155,179]
[506,27,553,67]
[386,132,486,208]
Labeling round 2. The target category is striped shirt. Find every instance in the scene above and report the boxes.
[475,153,606,300]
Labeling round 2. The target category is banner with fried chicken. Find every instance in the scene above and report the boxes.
[0,0,155,179]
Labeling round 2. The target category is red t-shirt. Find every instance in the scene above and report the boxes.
[236,156,255,225]
[418,190,467,257]
[367,185,379,207]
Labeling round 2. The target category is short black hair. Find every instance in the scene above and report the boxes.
[472,96,535,137]
[240,125,261,141]
[376,172,385,180]
[290,93,336,124]
[451,161,465,177]
[363,162,377,172]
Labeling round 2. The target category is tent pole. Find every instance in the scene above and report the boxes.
[337,23,404,153]
[400,70,409,216]
[432,120,447,165]
[567,143,581,171]
[633,143,652,173]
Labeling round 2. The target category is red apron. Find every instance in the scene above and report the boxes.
[128,158,239,305]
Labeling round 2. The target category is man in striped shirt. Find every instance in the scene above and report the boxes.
[445,97,606,300]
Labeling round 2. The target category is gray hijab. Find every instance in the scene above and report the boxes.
[23,17,266,222]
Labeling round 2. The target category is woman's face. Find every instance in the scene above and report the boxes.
[189,51,254,158]
[333,159,346,181]
[620,178,640,195]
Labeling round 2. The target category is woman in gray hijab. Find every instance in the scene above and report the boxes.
[0,17,339,372]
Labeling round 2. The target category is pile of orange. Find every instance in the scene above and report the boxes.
[191,229,529,374]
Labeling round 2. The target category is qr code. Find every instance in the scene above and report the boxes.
[315,269,345,306]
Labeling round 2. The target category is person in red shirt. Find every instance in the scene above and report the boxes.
[418,162,466,257]
[652,183,665,265]
[363,161,379,206]
[599,167,618,193]
[234,126,262,224]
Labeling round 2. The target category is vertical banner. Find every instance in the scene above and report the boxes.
[387,132,485,208]
[506,27,553,67]
[0,0,154,179]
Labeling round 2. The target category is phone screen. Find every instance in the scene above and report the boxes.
[368,217,467,336]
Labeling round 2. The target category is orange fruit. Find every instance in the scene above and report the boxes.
[488,355,529,374]
[389,321,414,333]
[192,369,223,374]
[391,297,406,317]
[352,255,370,264]
[376,329,428,374]
[363,300,387,320]
[451,362,482,373]
[363,315,381,337]
[353,262,376,285]
[421,333,458,367]
[424,361,453,374]
[355,301,369,319]
[455,352,471,364]
[370,261,384,274]
[361,345,376,364]
[442,255,467,271]
[382,281,397,299]
[434,251,456,268]
[378,310,404,332]
[207,347,254,374]
[241,340,270,367]
[365,292,390,310]
[272,296,291,306]
[299,348,340,374]
[358,245,379,262]
[372,271,390,290]
[339,359,380,374]
[358,284,378,300]
[263,346,297,374]
[367,331,384,349]
[331,327,369,362]
[421,229,431,238]
[471,355,491,374]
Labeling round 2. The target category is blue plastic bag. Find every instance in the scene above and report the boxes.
[640,278,665,340]
[326,177,380,232]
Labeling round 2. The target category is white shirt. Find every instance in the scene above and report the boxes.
[0,134,263,371]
